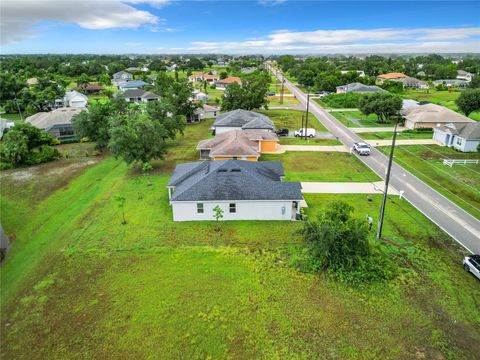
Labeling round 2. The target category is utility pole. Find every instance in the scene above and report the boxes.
[301,114,304,137]
[304,88,310,140]
[280,75,285,105]
[377,121,399,240]
[14,94,23,121]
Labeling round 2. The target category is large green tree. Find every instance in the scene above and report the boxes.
[455,89,480,117]
[358,92,403,124]
[221,77,269,111]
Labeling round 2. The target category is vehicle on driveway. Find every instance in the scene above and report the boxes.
[463,255,480,280]
[353,142,371,156]
[294,128,316,138]
[267,91,275,96]
[275,128,289,137]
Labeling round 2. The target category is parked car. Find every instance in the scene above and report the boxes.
[294,128,316,138]
[353,142,371,156]
[275,128,289,137]
[267,91,275,96]
[463,254,480,280]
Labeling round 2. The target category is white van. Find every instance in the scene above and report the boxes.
[294,128,316,138]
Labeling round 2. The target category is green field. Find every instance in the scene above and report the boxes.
[261,151,380,182]
[378,145,480,219]
[279,138,342,146]
[331,111,390,127]
[256,109,328,132]
[360,130,434,140]
[267,95,300,107]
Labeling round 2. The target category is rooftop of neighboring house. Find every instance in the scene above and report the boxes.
[457,70,472,76]
[167,160,302,202]
[75,83,104,92]
[64,90,88,101]
[432,79,468,85]
[336,82,385,93]
[26,77,38,86]
[377,72,408,79]
[197,130,278,158]
[118,80,150,88]
[403,103,474,124]
[213,109,274,130]
[25,107,82,130]
[189,73,219,80]
[216,76,242,84]
[122,89,159,100]
[396,77,428,86]
[195,104,219,114]
[126,67,142,72]
[113,70,133,78]
[436,122,480,140]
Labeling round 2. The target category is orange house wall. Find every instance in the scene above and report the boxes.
[259,140,278,152]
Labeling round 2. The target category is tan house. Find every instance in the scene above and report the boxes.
[402,103,474,129]
[215,77,242,90]
[376,72,408,83]
[189,73,219,83]
[25,107,82,141]
[197,130,279,161]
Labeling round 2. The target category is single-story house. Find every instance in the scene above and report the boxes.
[376,72,408,83]
[192,90,210,102]
[456,70,473,82]
[126,67,142,73]
[167,160,303,221]
[118,80,150,91]
[123,89,160,104]
[241,67,257,74]
[212,109,274,134]
[25,107,82,141]
[340,70,365,77]
[336,82,385,94]
[432,79,468,88]
[215,77,242,90]
[416,71,426,77]
[433,122,480,152]
[401,99,420,113]
[189,104,219,123]
[112,71,133,86]
[189,73,219,83]
[403,103,474,130]
[396,77,429,89]
[166,64,177,72]
[75,83,104,93]
[63,90,88,108]
[197,130,279,161]
[26,77,39,86]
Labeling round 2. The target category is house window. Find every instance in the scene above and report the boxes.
[197,203,204,214]
[229,203,236,213]
[456,137,462,146]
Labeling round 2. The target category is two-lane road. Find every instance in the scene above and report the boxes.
[268,64,480,254]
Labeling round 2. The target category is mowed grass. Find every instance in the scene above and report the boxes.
[267,95,300,107]
[279,138,342,146]
[261,151,380,182]
[331,111,391,127]
[360,131,434,140]
[377,145,480,219]
[255,109,328,132]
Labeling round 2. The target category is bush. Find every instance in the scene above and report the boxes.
[321,93,365,108]
[24,145,60,165]
[80,137,90,143]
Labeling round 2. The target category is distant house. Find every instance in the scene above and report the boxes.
[123,89,160,104]
[456,70,474,82]
[189,73,219,83]
[63,90,88,108]
[401,99,420,113]
[26,77,39,86]
[212,109,274,134]
[25,107,82,141]
[432,79,468,88]
[197,130,279,161]
[416,71,426,78]
[118,80,150,91]
[433,122,480,152]
[0,118,14,140]
[376,72,408,83]
[335,82,385,94]
[190,104,219,123]
[340,70,365,77]
[241,67,257,74]
[403,103,474,129]
[192,90,210,102]
[396,77,429,89]
[126,67,142,73]
[75,83,104,93]
[215,77,242,90]
[167,160,303,221]
[112,71,133,86]
[166,64,177,72]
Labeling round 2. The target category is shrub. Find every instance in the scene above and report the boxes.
[80,137,90,143]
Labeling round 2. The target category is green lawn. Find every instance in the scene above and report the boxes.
[279,138,342,146]
[331,111,391,127]
[377,145,480,219]
[360,130,434,140]
[261,151,380,182]
[267,95,300,107]
[255,109,328,132]
[0,113,24,121]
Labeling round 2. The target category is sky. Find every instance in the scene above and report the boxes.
[1,0,479,54]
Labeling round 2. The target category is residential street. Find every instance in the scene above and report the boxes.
[268,64,480,254]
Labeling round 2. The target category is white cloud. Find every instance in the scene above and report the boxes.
[187,27,480,54]
[0,0,165,45]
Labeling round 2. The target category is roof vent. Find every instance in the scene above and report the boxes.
[217,169,228,173]
[230,169,241,172]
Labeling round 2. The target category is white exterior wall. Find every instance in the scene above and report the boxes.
[455,137,480,152]
[171,200,298,222]
[433,129,448,145]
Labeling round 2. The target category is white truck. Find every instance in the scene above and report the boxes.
[353,142,371,156]
[294,128,316,138]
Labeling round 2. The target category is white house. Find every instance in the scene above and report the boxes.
[112,71,133,86]
[192,90,210,102]
[403,103,474,129]
[340,70,365,77]
[63,90,88,108]
[189,104,219,123]
[123,89,160,104]
[433,122,480,152]
[456,70,474,82]
[212,109,274,135]
[167,160,303,222]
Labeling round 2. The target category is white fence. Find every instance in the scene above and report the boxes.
[443,159,480,167]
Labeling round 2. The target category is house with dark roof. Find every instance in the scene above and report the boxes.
[118,80,150,91]
[212,109,274,135]
[123,89,160,104]
[190,104,219,123]
[167,160,303,221]
[336,82,385,94]
[197,130,279,161]
[25,107,82,141]
[433,122,480,152]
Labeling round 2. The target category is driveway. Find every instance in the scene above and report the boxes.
[301,181,399,195]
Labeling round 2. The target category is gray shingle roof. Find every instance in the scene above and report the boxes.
[168,160,302,202]
[26,107,83,131]
[213,109,273,130]
[336,82,385,93]
[437,122,480,140]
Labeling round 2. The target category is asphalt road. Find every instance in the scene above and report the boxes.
[267,64,480,254]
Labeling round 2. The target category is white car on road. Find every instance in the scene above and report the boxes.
[463,255,480,280]
[353,142,371,156]
[294,128,316,138]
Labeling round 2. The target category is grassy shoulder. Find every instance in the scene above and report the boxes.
[360,130,434,140]
[255,109,328,132]
[331,111,392,127]
[261,151,380,182]
[279,138,342,146]
[378,144,480,219]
